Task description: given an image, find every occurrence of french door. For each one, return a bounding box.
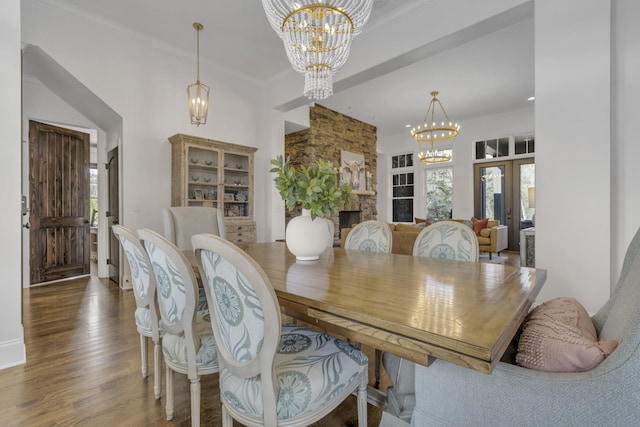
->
[474,158,535,251]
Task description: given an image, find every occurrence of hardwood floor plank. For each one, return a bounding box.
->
[0,273,383,426]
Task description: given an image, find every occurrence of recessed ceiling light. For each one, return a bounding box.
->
[528,96,535,101]
[405,124,412,128]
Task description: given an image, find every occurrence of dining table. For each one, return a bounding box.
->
[186,241,547,378]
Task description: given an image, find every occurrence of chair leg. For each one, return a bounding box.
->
[222,405,233,427]
[374,349,382,388]
[153,340,162,400]
[489,252,493,260]
[140,334,148,378]
[166,365,174,421]
[357,372,368,427]
[190,377,201,427]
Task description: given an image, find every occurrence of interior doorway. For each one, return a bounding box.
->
[28,121,91,284]
[106,147,120,284]
[473,158,535,251]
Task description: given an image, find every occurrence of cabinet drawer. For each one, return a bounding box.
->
[226,223,256,233]
[227,232,256,245]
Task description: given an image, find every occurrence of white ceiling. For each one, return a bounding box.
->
[54,0,534,137]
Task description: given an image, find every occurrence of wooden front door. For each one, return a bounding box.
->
[29,121,90,284]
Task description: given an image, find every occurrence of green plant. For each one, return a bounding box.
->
[270,155,356,220]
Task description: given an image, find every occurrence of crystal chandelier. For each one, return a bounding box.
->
[411,91,460,164]
[262,0,374,100]
[187,22,210,126]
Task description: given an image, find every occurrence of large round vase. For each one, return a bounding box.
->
[286,209,330,261]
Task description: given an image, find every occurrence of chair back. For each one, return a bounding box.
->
[192,233,282,422]
[413,221,479,261]
[138,229,200,343]
[594,227,640,348]
[112,225,160,339]
[344,220,392,253]
[162,206,226,250]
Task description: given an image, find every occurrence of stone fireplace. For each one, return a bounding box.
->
[284,104,378,244]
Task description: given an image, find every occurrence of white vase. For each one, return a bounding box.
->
[286,209,330,261]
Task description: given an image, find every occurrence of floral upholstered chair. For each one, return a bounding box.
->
[413,220,479,261]
[192,233,369,427]
[344,220,393,253]
[112,225,163,400]
[344,219,393,388]
[138,229,218,427]
[383,220,480,422]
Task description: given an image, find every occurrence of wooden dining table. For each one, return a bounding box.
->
[186,241,546,375]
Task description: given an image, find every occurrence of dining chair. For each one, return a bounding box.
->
[344,219,392,388]
[138,228,219,427]
[112,225,163,400]
[162,206,226,251]
[412,220,479,261]
[192,233,369,427]
[344,220,392,253]
[383,220,480,422]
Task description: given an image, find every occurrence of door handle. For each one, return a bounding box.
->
[23,222,30,229]
[112,219,119,225]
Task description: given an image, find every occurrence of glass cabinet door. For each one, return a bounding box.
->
[222,152,250,218]
[187,146,219,207]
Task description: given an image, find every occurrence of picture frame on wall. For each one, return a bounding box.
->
[340,150,366,191]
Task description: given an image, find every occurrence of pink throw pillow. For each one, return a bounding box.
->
[516,297,619,372]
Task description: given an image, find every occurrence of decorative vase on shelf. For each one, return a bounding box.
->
[285,209,330,261]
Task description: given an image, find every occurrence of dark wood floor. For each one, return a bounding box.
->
[0,272,384,426]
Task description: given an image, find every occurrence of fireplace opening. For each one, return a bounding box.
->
[339,210,362,237]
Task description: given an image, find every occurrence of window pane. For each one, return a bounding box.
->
[425,167,453,220]
[399,174,406,185]
[406,154,413,167]
[515,139,526,155]
[498,138,509,157]
[406,173,414,185]
[475,141,485,159]
[399,155,406,168]
[393,199,413,222]
[392,156,399,169]
[393,174,398,185]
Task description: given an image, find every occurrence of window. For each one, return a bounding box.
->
[515,134,535,155]
[475,137,509,160]
[90,165,98,225]
[425,167,453,220]
[391,152,414,222]
[392,153,413,169]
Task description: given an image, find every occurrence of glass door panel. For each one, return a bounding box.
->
[476,164,507,226]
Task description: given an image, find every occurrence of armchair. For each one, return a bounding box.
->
[410,226,640,426]
[476,220,508,258]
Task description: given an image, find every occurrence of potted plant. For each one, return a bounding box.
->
[270,155,355,260]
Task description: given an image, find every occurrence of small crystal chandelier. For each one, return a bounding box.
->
[187,22,210,126]
[262,0,374,100]
[411,91,460,164]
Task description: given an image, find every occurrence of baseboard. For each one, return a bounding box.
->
[0,335,26,370]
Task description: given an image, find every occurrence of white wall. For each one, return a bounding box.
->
[535,0,611,313]
[612,0,640,286]
[0,0,25,368]
[21,0,264,238]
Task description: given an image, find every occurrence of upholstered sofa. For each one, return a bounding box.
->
[341,220,508,257]
[340,223,422,255]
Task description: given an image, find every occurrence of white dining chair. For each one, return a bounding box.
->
[138,228,219,427]
[344,219,392,388]
[192,233,369,427]
[162,206,226,251]
[112,225,163,400]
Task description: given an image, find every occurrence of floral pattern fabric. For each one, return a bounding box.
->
[413,221,479,261]
[344,221,392,253]
[219,325,367,422]
[162,312,218,368]
[144,240,187,326]
[198,247,368,422]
